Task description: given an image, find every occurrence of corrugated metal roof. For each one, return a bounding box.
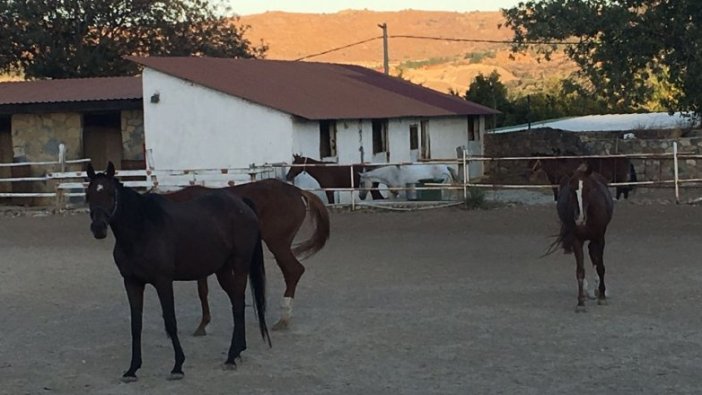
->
[128,56,498,120]
[0,76,142,105]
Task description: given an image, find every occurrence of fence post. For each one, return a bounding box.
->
[55,143,66,210]
[673,141,679,204]
[350,164,355,211]
[462,148,468,203]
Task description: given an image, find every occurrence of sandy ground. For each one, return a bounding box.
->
[2,198,702,394]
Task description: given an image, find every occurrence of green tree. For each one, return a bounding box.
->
[502,0,702,117]
[464,70,512,128]
[0,0,267,79]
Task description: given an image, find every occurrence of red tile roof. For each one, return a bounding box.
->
[0,77,142,105]
[128,56,498,120]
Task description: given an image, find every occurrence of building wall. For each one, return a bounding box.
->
[12,113,82,162]
[10,113,82,204]
[121,109,145,161]
[291,115,485,165]
[142,69,295,170]
[484,127,702,183]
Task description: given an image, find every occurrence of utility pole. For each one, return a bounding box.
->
[378,23,389,75]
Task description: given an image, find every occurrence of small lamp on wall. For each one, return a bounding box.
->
[150,92,160,103]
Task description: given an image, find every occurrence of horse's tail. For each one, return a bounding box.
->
[543,222,577,257]
[240,197,271,346]
[292,190,331,259]
[628,163,637,191]
[249,232,271,347]
[447,166,460,183]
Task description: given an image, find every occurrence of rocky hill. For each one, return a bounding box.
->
[240,10,577,95]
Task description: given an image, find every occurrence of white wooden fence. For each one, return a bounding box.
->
[0,143,698,209]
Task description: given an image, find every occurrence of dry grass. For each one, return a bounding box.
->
[241,10,577,94]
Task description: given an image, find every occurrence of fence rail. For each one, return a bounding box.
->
[0,142,698,209]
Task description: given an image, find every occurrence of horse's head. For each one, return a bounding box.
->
[285,154,307,181]
[563,163,594,226]
[85,162,118,239]
[527,158,545,182]
[357,172,373,200]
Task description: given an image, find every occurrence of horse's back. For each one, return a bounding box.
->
[162,190,260,280]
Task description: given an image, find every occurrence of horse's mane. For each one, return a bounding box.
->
[114,179,167,226]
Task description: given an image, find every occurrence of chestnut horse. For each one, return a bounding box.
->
[546,163,614,311]
[163,178,330,332]
[285,155,385,203]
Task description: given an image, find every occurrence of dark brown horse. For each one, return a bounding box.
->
[547,163,614,311]
[529,153,636,201]
[162,178,330,332]
[85,163,270,381]
[285,155,385,203]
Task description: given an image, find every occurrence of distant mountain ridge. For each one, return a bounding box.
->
[240,10,577,95]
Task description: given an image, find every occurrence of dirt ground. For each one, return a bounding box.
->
[2,197,702,394]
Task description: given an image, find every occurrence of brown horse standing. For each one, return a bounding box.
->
[529,154,636,201]
[285,155,385,203]
[163,179,330,332]
[547,163,614,311]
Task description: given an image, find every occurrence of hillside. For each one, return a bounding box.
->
[240,10,577,95]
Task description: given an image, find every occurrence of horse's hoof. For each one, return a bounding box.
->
[120,375,138,383]
[223,362,237,371]
[575,305,587,313]
[597,298,608,306]
[272,319,289,331]
[192,327,207,337]
[167,372,184,381]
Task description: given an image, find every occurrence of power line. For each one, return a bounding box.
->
[392,34,579,45]
[294,34,579,61]
[294,36,381,61]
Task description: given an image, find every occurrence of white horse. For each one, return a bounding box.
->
[358,164,458,200]
[291,171,328,204]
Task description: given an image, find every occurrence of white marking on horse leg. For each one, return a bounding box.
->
[281,296,293,321]
[272,297,294,331]
[575,179,585,225]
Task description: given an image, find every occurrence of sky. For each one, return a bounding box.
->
[224,0,522,15]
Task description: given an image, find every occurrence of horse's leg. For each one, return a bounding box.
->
[325,190,335,204]
[370,182,385,200]
[154,279,186,379]
[574,240,587,312]
[589,238,607,305]
[269,242,305,330]
[121,278,145,382]
[192,277,211,336]
[214,266,248,368]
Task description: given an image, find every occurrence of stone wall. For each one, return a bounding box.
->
[7,110,146,205]
[122,109,144,161]
[483,127,702,184]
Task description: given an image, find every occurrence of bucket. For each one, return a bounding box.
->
[417,178,443,201]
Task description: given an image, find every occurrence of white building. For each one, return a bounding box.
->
[129,56,498,180]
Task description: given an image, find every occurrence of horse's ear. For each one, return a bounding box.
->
[576,162,592,175]
[106,162,115,178]
[87,163,96,180]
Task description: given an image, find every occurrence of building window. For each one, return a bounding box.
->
[372,119,388,154]
[319,120,337,158]
[420,120,430,159]
[468,116,479,141]
[409,124,419,150]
